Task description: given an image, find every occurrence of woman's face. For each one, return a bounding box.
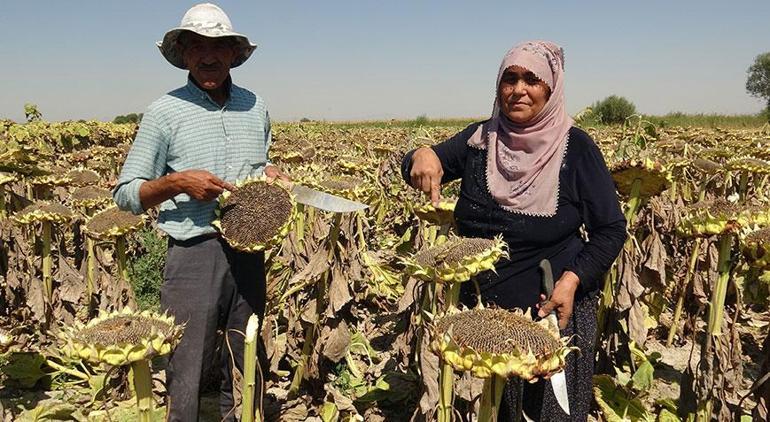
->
[497,65,551,124]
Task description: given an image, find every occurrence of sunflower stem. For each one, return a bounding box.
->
[42,220,53,303]
[0,185,6,219]
[86,237,96,303]
[295,203,306,246]
[446,282,460,311]
[667,238,701,346]
[130,359,154,422]
[738,172,749,201]
[437,360,454,422]
[707,234,734,336]
[289,323,315,395]
[478,374,506,421]
[116,235,128,282]
[44,358,91,382]
[242,314,262,422]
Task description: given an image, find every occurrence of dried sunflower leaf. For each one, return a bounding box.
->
[322,320,351,363]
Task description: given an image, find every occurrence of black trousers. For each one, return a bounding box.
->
[161,235,266,422]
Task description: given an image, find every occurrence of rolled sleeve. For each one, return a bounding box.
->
[112,108,170,215]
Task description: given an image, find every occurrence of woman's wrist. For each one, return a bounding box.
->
[559,271,580,289]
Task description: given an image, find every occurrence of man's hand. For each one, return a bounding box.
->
[264,165,290,183]
[409,147,443,207]
[174,170,236,201]
[537,271,580,330]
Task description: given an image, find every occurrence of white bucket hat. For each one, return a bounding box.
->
[156,3,257,69]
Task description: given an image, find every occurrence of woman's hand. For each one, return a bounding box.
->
[409,147,444,206]
[537,271,580,330]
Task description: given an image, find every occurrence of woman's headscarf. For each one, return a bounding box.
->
[467,41,573,217]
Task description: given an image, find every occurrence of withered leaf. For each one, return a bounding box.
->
[327,265,352,315]
[321,319,351,363]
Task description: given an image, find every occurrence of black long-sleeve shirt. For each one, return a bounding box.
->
[401,123,626,310]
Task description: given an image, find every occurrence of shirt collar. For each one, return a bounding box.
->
[186,74,234,106]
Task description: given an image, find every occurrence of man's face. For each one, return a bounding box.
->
[180,32,239,91]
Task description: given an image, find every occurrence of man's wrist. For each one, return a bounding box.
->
[166,172,185,195]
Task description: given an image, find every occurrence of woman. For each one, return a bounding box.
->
[401,41,626,421]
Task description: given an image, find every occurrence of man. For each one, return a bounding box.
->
[113,3,284,420]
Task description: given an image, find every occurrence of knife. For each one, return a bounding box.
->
[278,181,368,213]
[539,259,571,416]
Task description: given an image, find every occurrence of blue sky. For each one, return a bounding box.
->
[1,1,768,122]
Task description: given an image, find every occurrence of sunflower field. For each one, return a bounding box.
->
[1,116,769,421]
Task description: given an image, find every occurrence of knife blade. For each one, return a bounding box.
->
[539,259,571,415]
[289,183,368,213]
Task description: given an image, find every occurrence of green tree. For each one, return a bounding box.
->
[113,113,143,124]
[24,103,42,122]
[747,52,770,120]
[591,95,637,125]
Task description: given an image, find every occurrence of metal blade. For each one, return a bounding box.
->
[522,410,535,422]
[290,184,368,213]
[550,370,570,415]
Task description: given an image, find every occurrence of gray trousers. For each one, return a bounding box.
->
[161,235,266,421]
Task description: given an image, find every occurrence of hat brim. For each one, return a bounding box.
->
[157,28,257,69]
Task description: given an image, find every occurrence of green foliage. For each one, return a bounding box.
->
[647,112,767,128]
[760,106,770,123]
[127,228,166,312]
[112,113,143,124]
[746,52,770,106]
[0,352,49,389]
[412,114,430,125]
[16,400,79,421]
[24,104,42,122]
[592,95,638,125]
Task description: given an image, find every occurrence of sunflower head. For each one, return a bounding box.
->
[692,158,722,175]
[609,157,671,198]
[59,308,183,366]
[13,202,74,225]
[85,206,145,240]
[70,186,113,209]
[742,228,770,270]
[405,235,508,283]
[725,156,770,175]
[65,168,102,187]
[29,166,73,187]
[337,156,370,174]
[431,307,575,380]
[314,175,373,202]
[677,198,748,237]
[413,199,456,226]
[213,176,297,252]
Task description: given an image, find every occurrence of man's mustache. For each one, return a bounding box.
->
[197,63,222,71]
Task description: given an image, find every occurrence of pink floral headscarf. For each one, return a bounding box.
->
[467,41,573,217]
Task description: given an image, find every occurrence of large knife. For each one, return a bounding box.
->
[279,181,368,213]
[539,259,571,416]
